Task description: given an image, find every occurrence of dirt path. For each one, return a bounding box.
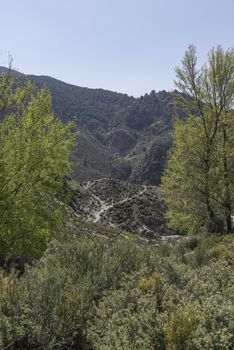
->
[91,185,147,223]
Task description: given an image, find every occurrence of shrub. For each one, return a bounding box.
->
[88,272,171,350]
[0,234,233,349]
[166,304,200,350]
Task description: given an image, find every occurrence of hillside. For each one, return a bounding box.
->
[70,178,175,238]
[0,66,184,185]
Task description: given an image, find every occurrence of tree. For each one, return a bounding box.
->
[0,78,75,258]
[0,56,14,120]
[162,46,234,234]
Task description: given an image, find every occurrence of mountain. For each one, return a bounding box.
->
[0,66,185,185]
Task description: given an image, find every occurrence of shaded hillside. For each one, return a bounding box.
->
[70,178,175,238]
[0,67,184,184]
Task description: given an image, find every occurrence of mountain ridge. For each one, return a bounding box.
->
[0,66,184,185]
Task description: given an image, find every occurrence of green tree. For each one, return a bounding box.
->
[162,46,234,234]
[0,79,75,258]
[0,59,15,120]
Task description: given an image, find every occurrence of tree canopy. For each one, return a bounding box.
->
[162,46,234,234]
[0,75,75,258]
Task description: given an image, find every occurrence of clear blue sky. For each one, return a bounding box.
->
[1,0,234,96]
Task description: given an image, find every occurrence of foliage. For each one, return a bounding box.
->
[166,304,200,350]
[0,237,155,349]
[162,45,234,234]
[0,50,233,350]
[0,77,75,258]
[89,236,234,350]
[89,272,170,350]
[0,234,233,349]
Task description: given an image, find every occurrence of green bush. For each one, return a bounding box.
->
[0,235,233,349]
[88,272,171,350]
[166,304,200,350]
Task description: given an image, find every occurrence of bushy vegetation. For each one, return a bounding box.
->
[0,46,233,349]
[0,234,233,349]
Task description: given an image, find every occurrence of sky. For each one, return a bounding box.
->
[1,0,234,97]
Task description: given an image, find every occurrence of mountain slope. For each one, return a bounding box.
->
[0,66,184,184]
[70,178,174,238]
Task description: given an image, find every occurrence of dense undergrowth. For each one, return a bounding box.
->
[0,234,233,349]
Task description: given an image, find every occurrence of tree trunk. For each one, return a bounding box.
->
[204,150,216,232]
[223,128,232,233]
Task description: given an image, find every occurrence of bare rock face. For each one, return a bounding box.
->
[71,178,174,238]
